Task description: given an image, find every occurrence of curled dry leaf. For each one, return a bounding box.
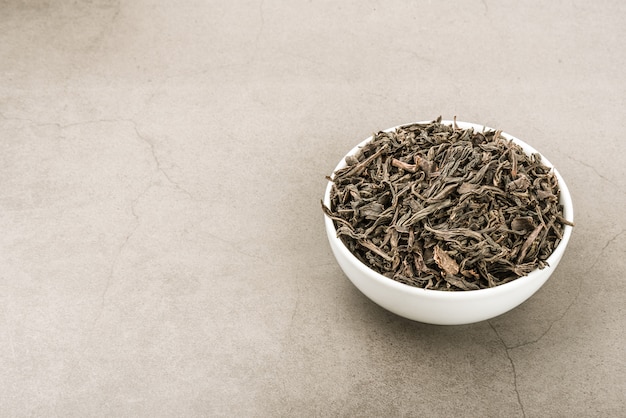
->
[433,245,459,276]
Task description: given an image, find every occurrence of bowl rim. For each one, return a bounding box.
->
[323,119,574,299]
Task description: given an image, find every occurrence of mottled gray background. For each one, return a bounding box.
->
[1,1,624,416]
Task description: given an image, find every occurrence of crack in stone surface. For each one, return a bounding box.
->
[90,170,152,336]
[489,322,526,417]
[487,228,624,416]
[563,153,625,195]
[95,118,200,313]
[0,115,197,200]
[99,182,149,308]
[64,197,144,393]
[128,121,197,201]
[505,228,626,350]
[1,117,200,332]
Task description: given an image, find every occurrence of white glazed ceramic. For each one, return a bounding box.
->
[323,121,574,325]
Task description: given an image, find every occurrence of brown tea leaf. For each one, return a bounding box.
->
[443,275,481,291]
[433,245,459,276]
[506,174,531,192]
[359,201,385,220]
[511,216,535,232]
[391,158,417,173]
[517,224,543,263]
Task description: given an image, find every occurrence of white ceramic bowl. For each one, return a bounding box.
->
[323,120,574,325]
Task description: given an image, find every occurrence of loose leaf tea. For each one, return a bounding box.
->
[322,117,574,291]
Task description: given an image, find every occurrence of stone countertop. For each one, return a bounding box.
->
[1,1,624,416]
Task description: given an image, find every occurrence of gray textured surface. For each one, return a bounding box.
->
[1,1,625,416]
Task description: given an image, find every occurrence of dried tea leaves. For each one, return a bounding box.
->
[323,117,574,291]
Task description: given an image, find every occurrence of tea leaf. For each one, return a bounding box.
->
[433,245,459,276]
